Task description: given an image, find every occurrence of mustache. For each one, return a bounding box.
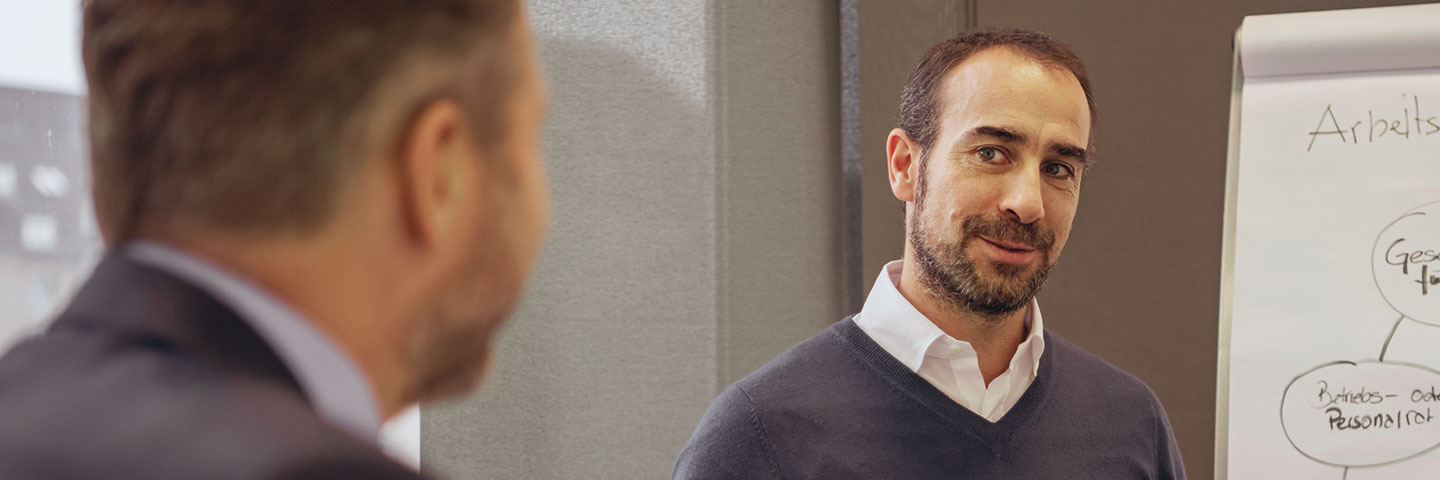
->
[962,215,1054,251]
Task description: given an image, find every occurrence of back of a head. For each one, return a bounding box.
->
[82,0,524,245]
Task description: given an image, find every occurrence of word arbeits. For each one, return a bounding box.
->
[1307,95,1440,152]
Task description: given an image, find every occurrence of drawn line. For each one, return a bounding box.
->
[1343,466,1349,479]
[1380,314,1406,362]
[1278,359,1440,468]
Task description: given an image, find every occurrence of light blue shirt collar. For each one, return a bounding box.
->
[127,241,383,442]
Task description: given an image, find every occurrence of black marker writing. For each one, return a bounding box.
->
[1314,380,1393,407]
[1381,238,1440,294]
[1306,95,1440,152]
[1413,387,1440,403]
[1327,407,1434,431]
[1309,105,1349,152]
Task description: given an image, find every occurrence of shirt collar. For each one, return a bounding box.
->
[855,260,1046,378]
[126,241,383,442]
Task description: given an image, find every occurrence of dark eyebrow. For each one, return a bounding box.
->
[961,125,1026,145]
[1051,142,1088,163]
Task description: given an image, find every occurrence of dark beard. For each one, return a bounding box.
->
[910,213,1055,319]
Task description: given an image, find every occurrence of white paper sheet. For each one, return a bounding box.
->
[1226,4,1440,479]
[1241,3,1440,79]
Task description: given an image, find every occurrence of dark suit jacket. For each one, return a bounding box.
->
[0,252,427,479]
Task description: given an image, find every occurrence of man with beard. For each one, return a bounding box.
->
[675,29,1184,479]
[0,1,547,478]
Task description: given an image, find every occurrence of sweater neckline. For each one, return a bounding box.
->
[830,316,1054,453]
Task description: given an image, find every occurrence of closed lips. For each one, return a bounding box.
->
[980,236,1033,252]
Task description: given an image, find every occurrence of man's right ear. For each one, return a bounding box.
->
[887,128,919,203]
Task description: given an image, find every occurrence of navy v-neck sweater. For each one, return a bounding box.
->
[674,318,1185,479]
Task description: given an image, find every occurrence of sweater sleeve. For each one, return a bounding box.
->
[673,384,783,480]
[1149,391,1187,480]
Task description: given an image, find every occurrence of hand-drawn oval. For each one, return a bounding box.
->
[1374,202,1440,326]
[1281,361,1440,467]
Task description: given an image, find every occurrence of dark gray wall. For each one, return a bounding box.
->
[851,2,1428,479]
[422,1,842,478]
[713,1,845,388]
[853,0,965,299]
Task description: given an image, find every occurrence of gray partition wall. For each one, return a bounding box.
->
[422,1,843,478]
[848,0,965,301]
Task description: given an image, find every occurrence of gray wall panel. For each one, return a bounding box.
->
[854,0,963,295]
[714,0,843,388]
[423,1,716,478]
[423,1,842,478]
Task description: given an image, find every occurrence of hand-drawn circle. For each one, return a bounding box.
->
[1373,201,1440,326]
[1281,360,1440,467]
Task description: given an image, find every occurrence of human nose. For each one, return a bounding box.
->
[997,168,1044,224]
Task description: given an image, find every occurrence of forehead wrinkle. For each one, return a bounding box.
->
[935,49,1090,158]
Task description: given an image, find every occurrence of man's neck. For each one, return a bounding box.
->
[154,233,415,420]
[896,255,1029,386]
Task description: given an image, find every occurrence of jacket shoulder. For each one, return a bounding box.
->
[0,317,419,479]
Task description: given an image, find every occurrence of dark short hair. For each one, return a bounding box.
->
[83,0,523,243]
[898,28,1096,156]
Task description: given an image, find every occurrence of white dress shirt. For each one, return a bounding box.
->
[128,241,383,442]
[854,260,1046,422]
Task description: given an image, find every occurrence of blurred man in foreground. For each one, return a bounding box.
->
[0,1,547,478]
[676,29,1183,479]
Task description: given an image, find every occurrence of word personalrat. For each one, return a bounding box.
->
[1313,382,1440,432]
